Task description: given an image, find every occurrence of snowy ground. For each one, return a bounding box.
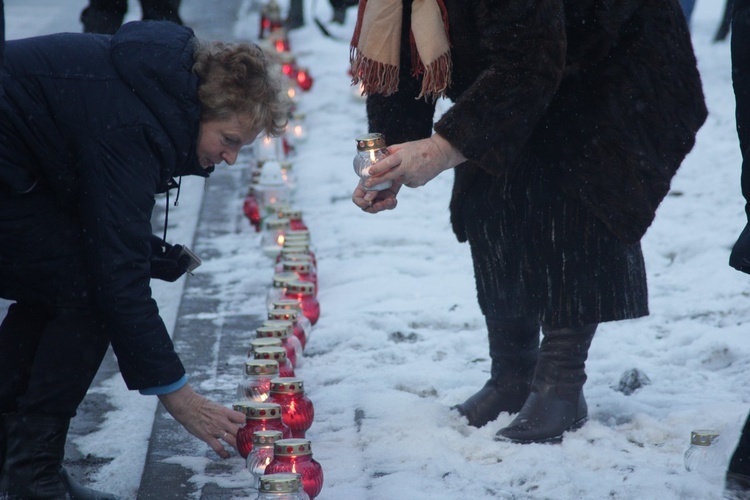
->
[4,0,750,499]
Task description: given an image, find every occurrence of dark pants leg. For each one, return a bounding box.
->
[139,0,182,24]
[0,302,110,419]
[80,0,128,34]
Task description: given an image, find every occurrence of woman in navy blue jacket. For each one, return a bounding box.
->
[0,20,287,498]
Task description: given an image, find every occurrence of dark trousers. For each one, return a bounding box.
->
[81,0,182,34]
[729,413,750,476]
[0,303,109,418]
[0,186,110,418]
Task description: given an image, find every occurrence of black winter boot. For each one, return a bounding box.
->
[0,413,118,499]
[495,323,597,443]
[453,317,539,428]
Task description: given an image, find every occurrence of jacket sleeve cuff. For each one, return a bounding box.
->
[139,374,188,395]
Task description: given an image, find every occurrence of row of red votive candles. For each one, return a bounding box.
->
[233,16,324,499]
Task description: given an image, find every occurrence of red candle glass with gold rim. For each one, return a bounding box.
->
[271,299,313,338]
[268,308,307,350]
[254,346,295,378]
[266,377,314,439]
[283,281,319,326]
[233,402,292,459]
[265,438,324,499]
[257,323,302,368]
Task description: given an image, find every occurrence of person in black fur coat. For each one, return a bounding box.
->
[350,0,707,443]
[725,0,750,498]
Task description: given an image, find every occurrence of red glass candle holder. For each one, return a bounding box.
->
[296,68,313,91]
[271,299,312,343]
[281,260,317,289]
[257,323,302,368]
[254,346,295,378]
[233,402,292,459]
[283,281,320,326]
[266,439,324,499]
[248,337,283,359]
[243,191,261,231]
[268,308,307,350]
[267,378,314,439]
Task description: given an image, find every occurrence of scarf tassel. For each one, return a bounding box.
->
[350,48,401,97]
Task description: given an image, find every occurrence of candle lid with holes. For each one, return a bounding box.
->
[259,473,303,494]
[356,133,385,151]
[254,346,289,362]
[270,377,305,395]
[274,438,312,456]
[252,430,284,447]
[257,323,292,339]
[244,358,280,376]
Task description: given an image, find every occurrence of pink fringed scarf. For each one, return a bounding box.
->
[350,0,451,100]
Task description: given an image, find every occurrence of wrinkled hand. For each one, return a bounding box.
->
[352,181,402,213]
[158,384,246,459]
[352,134,466,213]
[150,235,192,282]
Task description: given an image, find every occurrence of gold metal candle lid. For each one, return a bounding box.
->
[690,430,720,446]
[270,377,305,395]
[250,337,283,350]
[252,430,284,447]
[244,359,280,376]
[272,272,297,288]
[356,133,386,151]
[268,308,299,322]
[282,260,311,274]
[264,218,291,231]
[245,402,283,420]
[274,438,312,456]
[259,473,303,494]
[254,346,289,362]
[257,323,292,339]
[286,280,315,296]
[272,299,303,312]
[277,207,302,220]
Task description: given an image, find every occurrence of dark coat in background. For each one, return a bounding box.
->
[0,22,205,390]
[366,0,706,325]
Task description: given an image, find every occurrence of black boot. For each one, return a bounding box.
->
[453,317,539,428]
[0,413,118,499]
[495,323,597,443]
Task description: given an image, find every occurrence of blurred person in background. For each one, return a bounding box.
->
[0,17,287,498]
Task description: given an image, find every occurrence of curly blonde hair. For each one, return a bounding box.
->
[192,39,288,137]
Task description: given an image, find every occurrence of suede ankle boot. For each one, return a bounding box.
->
[0,413,118,499]
[454,317,539,428]
[495,323,597,443]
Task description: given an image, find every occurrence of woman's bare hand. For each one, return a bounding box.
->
[352,181,402,213]
[361,134,466,190]
[158,383,246,459]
